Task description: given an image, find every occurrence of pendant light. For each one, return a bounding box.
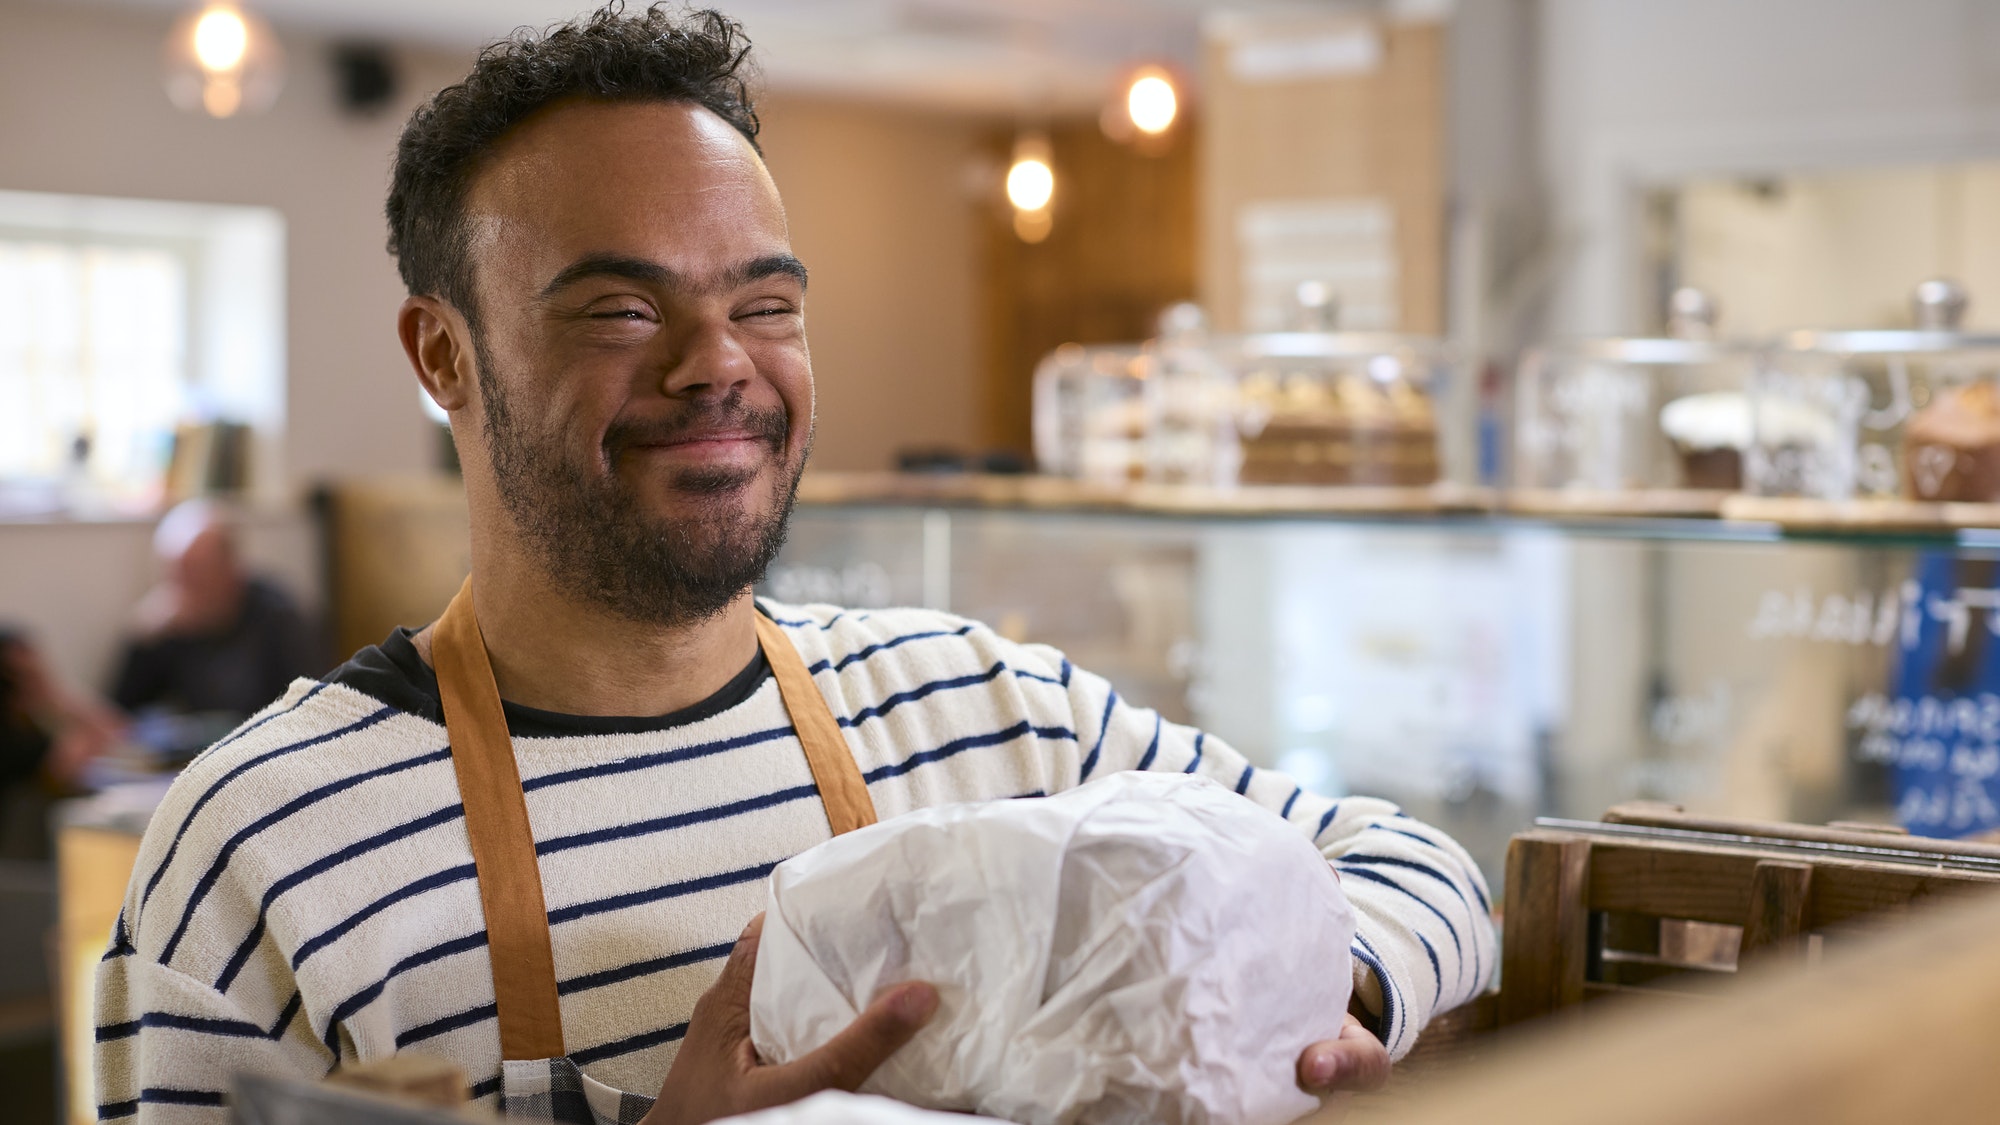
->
[1006,132,1055,244]
[163,2,285,119]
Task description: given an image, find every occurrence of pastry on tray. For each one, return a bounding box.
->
[1237,371,1438,486]
[1902,380,2000,502]
[1658,392,1836,492]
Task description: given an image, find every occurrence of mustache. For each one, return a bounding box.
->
[602,399,789,458]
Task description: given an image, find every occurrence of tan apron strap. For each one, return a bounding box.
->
[433,578,567,1062]
[753,611,878,836]
[433,585,877,1063]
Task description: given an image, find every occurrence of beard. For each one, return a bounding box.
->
[472,339,808,628]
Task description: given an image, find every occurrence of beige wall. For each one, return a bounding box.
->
[758,94,985,469]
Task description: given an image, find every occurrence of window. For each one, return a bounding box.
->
[0,190,284,517]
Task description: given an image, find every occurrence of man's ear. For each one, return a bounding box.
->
[399,295,477,414]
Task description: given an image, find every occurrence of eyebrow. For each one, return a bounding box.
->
[536,252,808,301]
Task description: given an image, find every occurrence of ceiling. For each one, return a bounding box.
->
[68,0,1338,114]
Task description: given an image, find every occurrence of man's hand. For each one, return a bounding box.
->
[1296,1012,1391,1098]
[643,914,940,1125]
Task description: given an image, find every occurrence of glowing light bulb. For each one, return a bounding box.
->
[164,2,284,118]
[1006,157,1054,212]
[193,6,249,73]
[1127,71,1177,135]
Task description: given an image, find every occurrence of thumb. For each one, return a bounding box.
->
[763,982,940,1099]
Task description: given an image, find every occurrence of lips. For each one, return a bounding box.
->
[605,404,789,463]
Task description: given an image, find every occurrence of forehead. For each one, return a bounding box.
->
[462,98,789,289]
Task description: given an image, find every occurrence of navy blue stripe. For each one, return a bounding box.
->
[1339,854,1473,911]
[374,942,732,1052]
[1417,931,1442,1006]
[1385,826,1493,913]
[1059,659,1073,686]
[1079,690,1118,780]
[521,725,794,792]
[1011,666,1064,686]
[470,1074,502,1101]
[210,681,327,754]
[98,1097,139,1120]
[1338,866,1463,959]
[560,941,734,996]
[805,625,975,675]
[837,664,1005,728]
[139,706,393,910]
[102,911,133,960]
[1339,852,1483,985]
[139,1088,228,1107]
[1182,732,1205,773]
[1234,764,1254,795]
[1352,932,1400,1049]
[760,608,869,631]
[1316,802,1342,837]
[161,746,452,965]
[291,862,477,969]
[547,861,776,927]
[572,1021,690,1066]
[104,996,298,1044]
[1281,786,1302,818]
[395,1000,495,1049]
[539,785,819,858]
[218,802,466,992]
[862,721,1074,785]
[1135,714,1162,771]
[322,931,491,1054]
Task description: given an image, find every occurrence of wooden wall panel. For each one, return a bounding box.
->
[1200,19,1446,335]
[977,119,1199,456]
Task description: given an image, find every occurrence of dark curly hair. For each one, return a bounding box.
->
[386,3,761,321]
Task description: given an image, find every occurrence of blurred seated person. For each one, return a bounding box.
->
[110,501,320,757]
[1,629,122,855]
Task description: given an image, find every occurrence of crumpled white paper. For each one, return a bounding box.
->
[749,771,1355,1125]
[720,1090,981,1125]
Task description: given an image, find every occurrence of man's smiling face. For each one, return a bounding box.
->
[452,97,813,624]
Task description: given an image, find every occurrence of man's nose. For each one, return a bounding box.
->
[659,320,755,398]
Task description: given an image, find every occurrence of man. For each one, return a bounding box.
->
[113,500,321,746]
[95,8,1493,1123]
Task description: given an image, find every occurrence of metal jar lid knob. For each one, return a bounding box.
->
[1668,287,1719,340]
[1912,278,1969,331]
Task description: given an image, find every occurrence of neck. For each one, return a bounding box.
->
[416,536,760,718]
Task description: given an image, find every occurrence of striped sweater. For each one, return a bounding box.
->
[94,602,1496,1121]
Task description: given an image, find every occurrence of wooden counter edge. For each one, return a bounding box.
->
[1335,883,2000,1125]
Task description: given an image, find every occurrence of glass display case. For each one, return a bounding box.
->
[1030,304,1458,491]
[769,486,2000,891]
[1749,280,2000,503]
[1511,289,1767,510]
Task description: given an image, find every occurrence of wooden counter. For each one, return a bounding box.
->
[795,472,1496,517]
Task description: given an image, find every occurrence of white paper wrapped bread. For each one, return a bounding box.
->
[749,771,1356,1125]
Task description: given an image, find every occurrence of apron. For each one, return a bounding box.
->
[429,578,878,1124]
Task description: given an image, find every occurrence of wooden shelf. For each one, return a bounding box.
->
[794,472,1495,517]
[1501,488,1731,519]
[1720,495,2000,532]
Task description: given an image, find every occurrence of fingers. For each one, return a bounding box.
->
[1297,1021,1391,1095]
[762,981,940,1101]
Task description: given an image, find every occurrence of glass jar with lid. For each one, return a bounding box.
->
[1512,289,1765,505]
[1030,305,1238,486]
[1748,280,2000,502]
[1229,330,1450,487]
